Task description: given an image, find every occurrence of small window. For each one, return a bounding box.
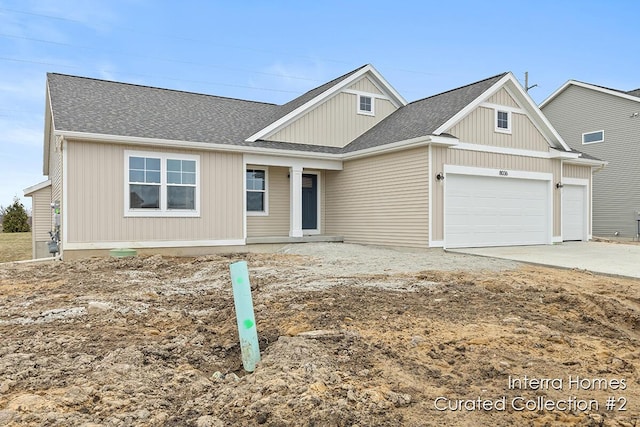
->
[582,130,604,144]
[246,169,267,214]
[495,110,511,133]
[358,95,374,115]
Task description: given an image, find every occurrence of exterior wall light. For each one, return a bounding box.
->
[436,172,445,181]
[556,182,564,189]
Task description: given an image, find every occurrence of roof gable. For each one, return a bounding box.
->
[345,72,570,153]
[540,80,640,108]
[245,64,407,142]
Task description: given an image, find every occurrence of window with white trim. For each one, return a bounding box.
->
[246,168,268,215]
[495,109,511,133]
[582,130,604,144]
[358,95,374,115]
[125,151,199,217]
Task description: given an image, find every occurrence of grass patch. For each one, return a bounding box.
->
[0,232,32,262]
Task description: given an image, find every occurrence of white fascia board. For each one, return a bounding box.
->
[43,85,54,176]
[244,154,343,170]
[455,142,569,159]
[549,148,580,159]
[341,135,457,161]
[540,80,640,108]
[246,64,407,143]
[563,157,608,167]
[56,130,343,161]
[23,179,52,196]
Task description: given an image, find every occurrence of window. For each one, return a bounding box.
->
[495,109,511,133]
[358,94,374,115]
[582,130,604,144]
[125,151,199,217]
[246,168,267,215]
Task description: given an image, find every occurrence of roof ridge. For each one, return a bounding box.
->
[46,72,279,107]
[408,72,508,104]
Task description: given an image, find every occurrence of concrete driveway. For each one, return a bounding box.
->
[448,241,640,279]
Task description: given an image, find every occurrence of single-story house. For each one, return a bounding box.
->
[540,80,639,238]
[25,64,603,259]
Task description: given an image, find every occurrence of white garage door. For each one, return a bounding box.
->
[562,185,586,241]
[445,174,550,248]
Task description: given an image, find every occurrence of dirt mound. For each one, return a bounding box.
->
[0,249,639,426]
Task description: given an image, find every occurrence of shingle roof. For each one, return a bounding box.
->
[48,69,509,155]
[342,73,507,152]
[47,73,281,146]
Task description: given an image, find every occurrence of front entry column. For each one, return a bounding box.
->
[289,166,303,237]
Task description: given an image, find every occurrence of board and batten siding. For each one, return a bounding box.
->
[542,85,640,237]
[325,147,429,247]
[347,76,385,95]
[431,146,562,241]
[268,92,397,148]
[246,166,290,237]
[447,106,550,151]
[65,140,244,244]
[487,88,519,108]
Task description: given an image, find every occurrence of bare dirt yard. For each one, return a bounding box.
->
[0,243,639,426]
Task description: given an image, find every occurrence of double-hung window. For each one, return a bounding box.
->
[246,168,267,215]
[125,151,199,217]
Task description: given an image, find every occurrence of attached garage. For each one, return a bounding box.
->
[444,167,552,248]
[562,182,588,241]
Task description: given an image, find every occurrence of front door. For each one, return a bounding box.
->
[302,174,317,230]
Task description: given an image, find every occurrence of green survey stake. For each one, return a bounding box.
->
[229,260,261,372]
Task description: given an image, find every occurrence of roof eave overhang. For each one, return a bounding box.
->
[342,135,459,160]
[540,80,640,108]
[56,130,460,163]
[563,157,608,167]
[23,179,52,196]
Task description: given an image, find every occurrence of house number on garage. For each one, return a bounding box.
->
[499,170,509,176]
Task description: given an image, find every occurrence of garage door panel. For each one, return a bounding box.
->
[445,174,550,248]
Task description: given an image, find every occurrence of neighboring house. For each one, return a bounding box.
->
[541,81,638,238]
[25,64,602,259]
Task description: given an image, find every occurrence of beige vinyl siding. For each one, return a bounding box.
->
[563,164,591,179]
[347,76,384,95]
[247,166,290,237]
[30,185,52,259]
[431,147,562,241]
[325,147,429,247]
[65,140,243,243]
[31,186,52,241]
[487,88,519,108]
[542,85,639,237]
[447,107,550,151]
[268,92,397,147]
